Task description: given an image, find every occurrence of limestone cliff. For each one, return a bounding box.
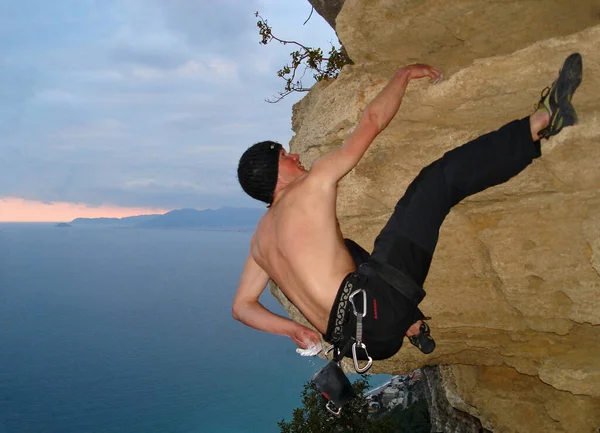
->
[274,1,600,431]
[307,0,345,31]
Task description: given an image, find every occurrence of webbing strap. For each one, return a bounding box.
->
[329,275,356,346]
[328,279,373,373]
[358,261,425,305]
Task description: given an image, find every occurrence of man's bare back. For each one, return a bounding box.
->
[251,162,356,334]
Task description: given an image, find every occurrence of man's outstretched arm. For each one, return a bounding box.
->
[232,253,321,348]
[310,64,442,183]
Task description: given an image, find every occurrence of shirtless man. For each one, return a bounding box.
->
[233,54,582,363]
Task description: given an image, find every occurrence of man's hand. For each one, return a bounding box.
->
[291,326,321,349]
[402,63,444,84]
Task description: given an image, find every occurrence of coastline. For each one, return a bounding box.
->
[366,375,400,397]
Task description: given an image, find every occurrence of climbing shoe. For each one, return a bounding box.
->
[536,52,583,139]
[408,321,436,354]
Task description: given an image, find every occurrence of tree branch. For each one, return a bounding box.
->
[256,11,352,103]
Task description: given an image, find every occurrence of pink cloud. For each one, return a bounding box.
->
[0,197,170,222]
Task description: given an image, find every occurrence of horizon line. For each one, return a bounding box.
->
[0,197,264,222]
[0,197,171,223]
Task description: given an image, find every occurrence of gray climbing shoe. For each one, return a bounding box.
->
[537,53,583,139]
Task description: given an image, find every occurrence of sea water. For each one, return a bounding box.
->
[0,224,389,433]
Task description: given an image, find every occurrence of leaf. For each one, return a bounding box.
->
[256,11,351,102]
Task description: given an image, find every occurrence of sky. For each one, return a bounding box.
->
[0,0,338,222]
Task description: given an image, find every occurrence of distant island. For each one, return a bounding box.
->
[69,207,265,230]
[55,222,72,228]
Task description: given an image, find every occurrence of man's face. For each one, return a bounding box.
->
[278,148,307,176]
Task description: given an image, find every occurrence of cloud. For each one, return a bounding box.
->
[50,119,128,141]
[0,196,169,223]
[210,121,259,135]
[122,178,208,193]
[78,69,125,83]
[150,0,261,51]
[87,178,253,210]
[0,61,37,103]
[0,60,39,134]
[34,89,79,105]
[109,36,187,70]
[0,0,337,217]
[130,58,239,84]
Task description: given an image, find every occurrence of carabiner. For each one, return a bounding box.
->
[349,289,367,318]
[325,344,340,360]
[352,342,373,374]
[326,400,342,417]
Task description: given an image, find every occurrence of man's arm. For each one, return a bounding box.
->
[232,253,320,348]
[310,64,442,183]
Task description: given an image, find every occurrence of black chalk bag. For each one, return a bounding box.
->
[311,361,356,415]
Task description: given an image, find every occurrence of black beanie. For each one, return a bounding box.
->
[237,141,282,205]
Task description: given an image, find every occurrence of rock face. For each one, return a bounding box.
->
[276,1,600,431]
[422,366,490,433]
[307,0,345,30]
[336,0,600,75]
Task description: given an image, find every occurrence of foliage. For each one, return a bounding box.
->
[385,399,431,433]
[277,377,396,433]
[255,11,352,103]
[278,377,433,433]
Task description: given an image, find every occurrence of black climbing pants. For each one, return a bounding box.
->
[370,116,541,287]
[331,117,541,360]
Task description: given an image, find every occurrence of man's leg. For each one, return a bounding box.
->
[371,116,545,284]
[372,52,582,284]
[371,53,582,345]
[375,116,543,348]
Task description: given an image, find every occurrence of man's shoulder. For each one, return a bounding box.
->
[253,209,276,240]
[254,210,271,230]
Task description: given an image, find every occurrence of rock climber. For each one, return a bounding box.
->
[232,53,583,364]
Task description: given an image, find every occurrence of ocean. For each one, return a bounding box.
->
[0,224,388,433]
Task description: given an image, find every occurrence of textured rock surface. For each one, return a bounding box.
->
[422,366,489,433]
[274,1,600,431]
[445,364,600,433]
[307,0,345,30]
[336,0,600,74]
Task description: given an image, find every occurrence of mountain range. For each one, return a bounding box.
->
[69,207,265,229]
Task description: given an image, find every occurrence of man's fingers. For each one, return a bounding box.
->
[429,67,444,84]
[421,66,442,80]
[404,64,443,82]
[431,73,444,84]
